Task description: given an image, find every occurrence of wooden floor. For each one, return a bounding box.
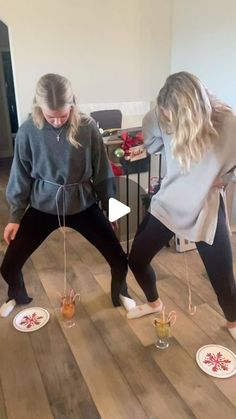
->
[0,158,236,419]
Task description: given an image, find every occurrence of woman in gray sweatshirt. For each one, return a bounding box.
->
[127,72,236,341]
[0,73,135,317]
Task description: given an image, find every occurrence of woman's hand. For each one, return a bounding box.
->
[3,223,20,245]
[212,178,228,190]
[213,171,235,191]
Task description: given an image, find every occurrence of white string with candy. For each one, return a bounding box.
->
[55,185,67,295]
[183,250,197,315]
[43,180,79,296]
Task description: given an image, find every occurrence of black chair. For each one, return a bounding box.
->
[90,109,122,130]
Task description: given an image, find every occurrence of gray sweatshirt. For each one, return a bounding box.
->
[6,116,115,223]
[143,108,236,244]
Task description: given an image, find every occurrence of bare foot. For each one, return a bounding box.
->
[226,321,236,329]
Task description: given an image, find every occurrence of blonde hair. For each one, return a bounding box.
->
[32,73,87,148]
[157,71,234,171]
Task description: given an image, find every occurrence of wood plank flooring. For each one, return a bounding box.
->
[0,158,236,419]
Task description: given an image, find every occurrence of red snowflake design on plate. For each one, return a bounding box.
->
[20,313,43,328]
[203,352,231,372]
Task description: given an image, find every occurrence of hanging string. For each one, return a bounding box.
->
[221,189,231,234]
[44,179,79,296]
[55,185,67,295]
[183,250,197,315]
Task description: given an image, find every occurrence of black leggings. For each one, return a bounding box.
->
[0,205,128,306]
[129,200,236,322]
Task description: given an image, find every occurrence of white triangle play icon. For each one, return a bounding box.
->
[108,198,131,222]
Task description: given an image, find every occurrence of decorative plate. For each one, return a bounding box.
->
[196,344,236,378]
[13,307,50,332]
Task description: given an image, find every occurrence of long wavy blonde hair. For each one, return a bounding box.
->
[157,72,234,171]
[32,73,88,148]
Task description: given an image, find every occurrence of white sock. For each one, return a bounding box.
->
[127,301,163,319]
[228,327,236,341]
[119,294,136,311]
[0,299,16,318]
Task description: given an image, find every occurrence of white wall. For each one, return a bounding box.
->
[0,0,171,123]
[171,0,236,108]
[2,1,236,124]
[171,0,236,224]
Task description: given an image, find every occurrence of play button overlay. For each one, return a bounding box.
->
[108,198,131,222]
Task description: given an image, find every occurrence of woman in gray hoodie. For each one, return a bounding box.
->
[127,72,236,341]
[0,73,135,317]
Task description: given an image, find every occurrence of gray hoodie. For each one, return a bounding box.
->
[6,116,115,223]
[143,108,236,244]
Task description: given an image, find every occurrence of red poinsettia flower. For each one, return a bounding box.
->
[120,131,144,158]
